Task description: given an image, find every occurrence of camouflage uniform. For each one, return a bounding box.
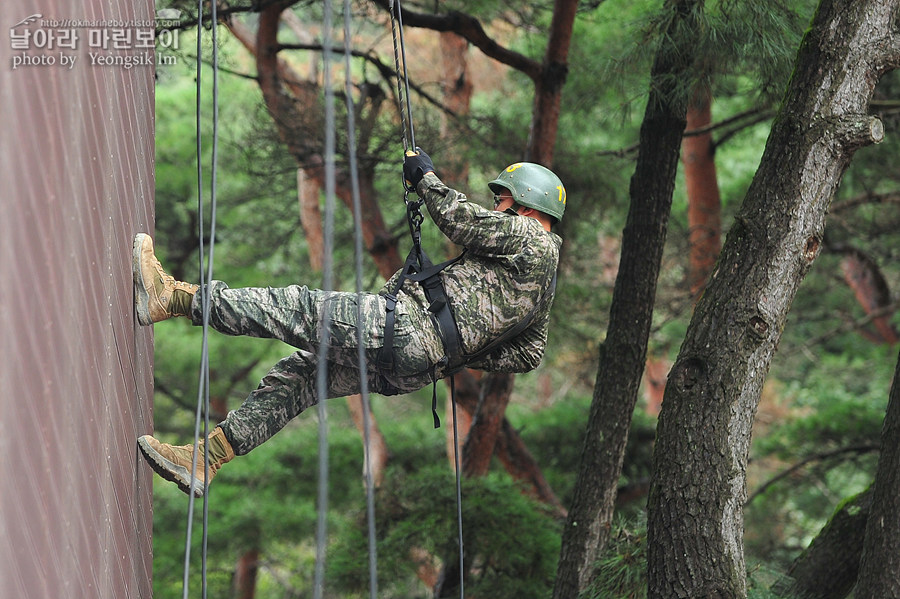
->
[197,172,562,455]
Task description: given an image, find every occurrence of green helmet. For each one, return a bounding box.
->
[488,162,567,222]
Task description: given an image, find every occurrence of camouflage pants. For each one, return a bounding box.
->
[191,281,445,455]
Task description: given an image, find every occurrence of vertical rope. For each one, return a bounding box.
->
[184,2,218,597]
[201,3,220,598]
[388,0,414,152]
[450,377,465,599]
[314,1,337,597]
[181,2,203,596]
[388,3,465,594]
[342,1,379,595]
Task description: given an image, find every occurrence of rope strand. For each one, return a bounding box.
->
[314,0,337,597]
[184,1,219,597]
[450,378,465,599]
[342,1,380,595]
[201,4,220,597]
[388,3,465,594]
[388,0,415,152]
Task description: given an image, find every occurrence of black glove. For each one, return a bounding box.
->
[403,147,434,190]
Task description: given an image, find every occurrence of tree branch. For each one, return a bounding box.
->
[830,190,900,212]
[792,300,900,353]
[598,106,776,158]
[746,444,879,506]
[369,0,542,80]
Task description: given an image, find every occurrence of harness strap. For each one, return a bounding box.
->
[377,247,465,369]
[376,250,420,372]
[405,253,466,366]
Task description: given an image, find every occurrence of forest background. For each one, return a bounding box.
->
[148,0,900,597]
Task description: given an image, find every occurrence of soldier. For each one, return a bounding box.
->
[136,149,565,497]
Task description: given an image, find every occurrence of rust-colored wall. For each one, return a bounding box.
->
[0,1,155,597]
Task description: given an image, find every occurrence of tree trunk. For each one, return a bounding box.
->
[297,167,324,272]
[443,396,471,467]
[643,355,671,416]
[647,1,898,597]
[247,12,559,494]
[683,84,722,299]
[773,486,872,599]
[837,247,898,344]
[856,347,900,598]
[438,31,472,188]
[232,548,259,599]
[438,30,475,458]
[249,8,400,490]
[461,373,514,476]
[451,369,566,514]
[347,394,390,488]
[552,1,704,596]
[526,0,578,164]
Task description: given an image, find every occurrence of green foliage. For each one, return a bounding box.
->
[745,345,889,569]
[151,403,379,598]
[762,346,892,457]
[581,516,647,599]
[508,393,591,504]
[329,465,562,599]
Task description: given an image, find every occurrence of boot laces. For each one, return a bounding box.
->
[173,280,199,293]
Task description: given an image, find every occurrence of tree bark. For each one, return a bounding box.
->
[297,167,323,272]
[373,0,580,165]
[552,1,705,596]
[683,84,722,300]
[438,31,472,188]
[526,0,579,165]
[461,373,514,476]
[856,347,900,598]
[493,417,568,516]
[232,548,259,599]
[438,30,475,460]
[451,369,566,515]
[647,1,899,597]
[837,247,898,344]
[347,394,390,488]
[643,355,671,416]
[251,7,565,507]
[247,8,400,490]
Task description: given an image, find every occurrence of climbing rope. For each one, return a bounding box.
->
[388,2,466,595]
[182,1,219,598]
[341,0,381,595]
[313,0,337,597]
[388,0,416,154]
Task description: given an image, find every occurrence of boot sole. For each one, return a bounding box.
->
[137,435,205,498]
[132,233,154,326]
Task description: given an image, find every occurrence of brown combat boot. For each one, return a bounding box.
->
[132,233,199,325]
[137,427,235,497]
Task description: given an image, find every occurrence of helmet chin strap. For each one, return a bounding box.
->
[503,202,523,216]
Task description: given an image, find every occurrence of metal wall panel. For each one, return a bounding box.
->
[1,0,155,596]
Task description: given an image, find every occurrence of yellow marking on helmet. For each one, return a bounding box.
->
[557,185,566,205]
[506,163,524,173]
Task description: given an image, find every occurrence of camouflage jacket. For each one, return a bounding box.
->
[380,172,562,374]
